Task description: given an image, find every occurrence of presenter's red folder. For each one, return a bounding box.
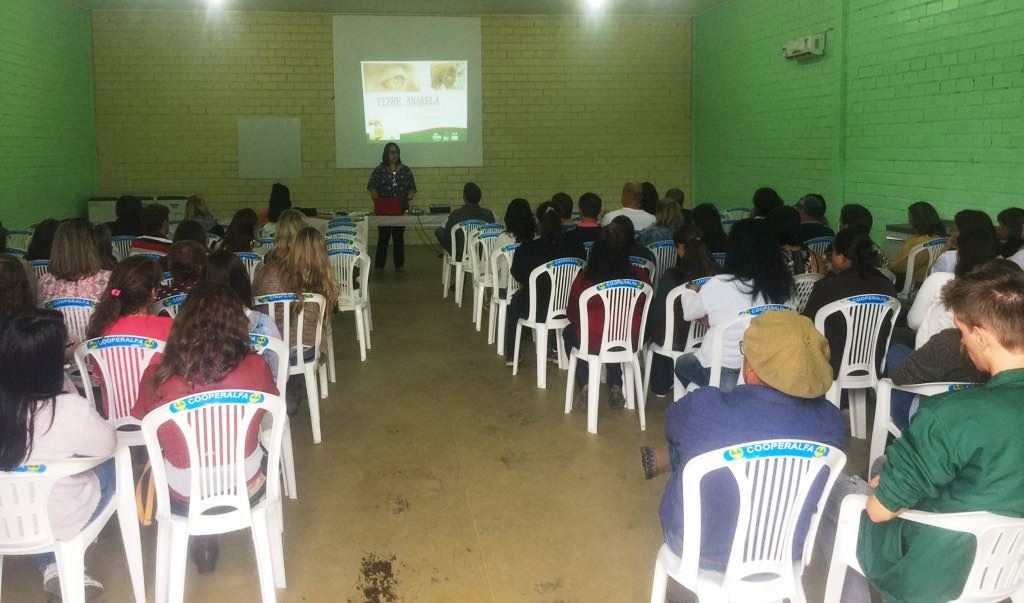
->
[373,197,403,216]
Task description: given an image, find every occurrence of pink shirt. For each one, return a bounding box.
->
[97,314,174,416]
[37,270,111,305]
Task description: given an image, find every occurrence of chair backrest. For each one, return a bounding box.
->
[3,247,25,257]
[674,439,847,593]
[660,277,712,353]
[791,272,824,313]
[452,220,487,264]
[43,297,97,345]
[160,271,173,287]
[490,243,520,301]
[577,279,652,357]
[804,236,834,258]
[877,266,897,284]
[328,248,371,306]
[140,389,285,521]
[582,240,594,259]
[206,232,222,249]
[252,293,327,367]
[647,240,676,290]
[724,207,751,220]
[249,333,288,396]
[470,232,501,284]
[707,305,794,387]
[111,236,136,261]
[234,252,263,282]
[326,227,358,238]
[628,255,656,280]
[900,237,949,299]
[30,259,49,278]
[813,295,900,387]
[870,379,975,470]
[479,223,504,234]
[151,293,188,318]
[75,335,166,429]
[712,252,727,267]
[130,251,165,261]
[329,218,354,228]
[721,220,738,235]
[5,229,31,252]
[526,257,584,326]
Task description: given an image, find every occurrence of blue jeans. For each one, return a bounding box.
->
[884,344,914,430]
[34,459,116,572]
[674,352,740,392]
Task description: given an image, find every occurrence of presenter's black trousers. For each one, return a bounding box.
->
[375,226,405,269]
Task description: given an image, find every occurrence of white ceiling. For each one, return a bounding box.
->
[79,0,724,16]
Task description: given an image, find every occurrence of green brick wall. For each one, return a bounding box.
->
[694,0,1024,238]
[0,1,97,229]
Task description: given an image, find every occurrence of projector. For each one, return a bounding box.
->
[429,204,451,215]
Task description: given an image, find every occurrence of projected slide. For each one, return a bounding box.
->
[361,61,468,144]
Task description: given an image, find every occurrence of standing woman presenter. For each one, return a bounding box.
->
[367,142,417,271]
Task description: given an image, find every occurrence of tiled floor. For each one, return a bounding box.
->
[3,245,870,602]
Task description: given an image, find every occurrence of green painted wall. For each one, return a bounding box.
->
[0,1,97,229]
[694,0,1024,239]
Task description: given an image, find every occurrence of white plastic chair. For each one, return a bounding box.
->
[563,279,652,434]
[0,446,145,603]
[647,240,676,291]
[253,293,328,444]
[712,252,727,267]
[512,257,584,389]
[698,304,794,390]
[235,252,264,283]
[30,259,49,278]
[161,271,173,287]
[43,297,97,346]
[804,236,834,258]
[642,277,711,401]
[813,294,901,439]
[128,249,166,260]
[141,389,287,603]
[4,229,31,252]
[488,243,520,355]
[723,207,751,220]
[328,218,354,229]
[111,236,135,261]
[440,220,486,305]
[629,255,657,281]
[791,272,824,313]
[898,237,948,301]
[824,493,1024,603]
[651,439,847,603]
[328,248,372,362]
[877,266,897,284]
[583,240,595,259]
[151,293,188,318]
[249,333,297,500]
[870,378,975,471]
[470,232,502,332]
[326,227,358,238]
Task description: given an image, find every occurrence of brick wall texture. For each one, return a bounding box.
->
[91,11,693,221]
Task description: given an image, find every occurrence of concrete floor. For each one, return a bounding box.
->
[3,245,870,602]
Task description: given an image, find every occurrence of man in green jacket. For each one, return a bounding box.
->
[857,263,1024,602]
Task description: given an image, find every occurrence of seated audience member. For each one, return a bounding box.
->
[259,182,291,233]
[0,311,117,599]
[0,227,36,297]
[184,195,222,236]
[108,195,143,237]
[611,215,656,264]
[795,193,834,241]
[664,188,690,223]
[92,223,118,270]
[25,219,60,261]
[563,223,650,409]
[751,186,784,218]
[930,209,996,275]
[653,311,845,570]
[646,225,719,396]
[564,192,602,248]
[261,209,305,262]
[219,208,260,254]
[38,219,111,307]
[997,207,1024,261]
[504,205,585,366]
[0,254,36,319]
[888,201,947,284]
[133,282,278,574]
[435,182,495,254]
[551,192,575,232]
[674,219,794,391]
[171,219,209,247]
[156,240,208,300]
[908,226,998,348]
[638,197,684,247]
[129,203,173,256]
[766,206,826,274]
[839,203,873,234]
[601,181,656,231]
[838,266,1024,603]
[802,229,897,377]
[495,198,535,249]
[691,203,730,254]
[640,181,659,216]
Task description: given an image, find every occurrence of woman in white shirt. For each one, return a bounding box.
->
[675,219,795,391]
[0,311,116,599]
[930,209,996,275]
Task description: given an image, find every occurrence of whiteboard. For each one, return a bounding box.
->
[237,117,302,179]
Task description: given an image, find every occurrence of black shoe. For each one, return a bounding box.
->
[191,536,220,574]
[608,385,626,409]
[640,447,658,480]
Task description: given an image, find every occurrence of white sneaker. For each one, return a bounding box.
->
[42,562,104,601]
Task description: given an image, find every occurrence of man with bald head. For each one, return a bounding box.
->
[601,181,655,232]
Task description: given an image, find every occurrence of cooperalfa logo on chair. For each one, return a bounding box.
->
[249,334,270,348]
[86,336,160,350]
[740,304,792,316]
[45,298,97,309]
[724,441,832,462]
[595,279,644,291]
[170,390,266,413]
[849,294,891,304]
[545,258,583,269]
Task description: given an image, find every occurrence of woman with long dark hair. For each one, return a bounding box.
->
[691,203,729,253]
[928,209,994,275]
[25,219,60,261]
[0,311,116,598]
[258,182,291,235]
[367,142,417,271]
[496,198,535,249]
[674,219,794,390]
[132,282,277,574]
[220,208,259,254]
[564,222,650,408]
[889,201,947,284]
[92,223,118,270]
[766,206,826,275]
[0,253,35,319]
[997,207,1024,260]
[156,240,208,300]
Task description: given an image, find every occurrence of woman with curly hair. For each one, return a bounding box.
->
[132,281,277,574]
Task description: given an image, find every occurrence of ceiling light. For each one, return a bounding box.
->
[586,0,606,10]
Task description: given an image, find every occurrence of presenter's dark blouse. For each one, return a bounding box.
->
[367,163,416,202]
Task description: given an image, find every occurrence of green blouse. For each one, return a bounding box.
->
[857,368,1024,603]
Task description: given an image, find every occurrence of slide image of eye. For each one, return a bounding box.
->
[431,62,466,90]
[363,62,420,93]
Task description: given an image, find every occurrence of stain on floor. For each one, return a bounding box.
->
[356,553,400,603]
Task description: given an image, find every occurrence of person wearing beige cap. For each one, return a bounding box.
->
[650,310,846,577]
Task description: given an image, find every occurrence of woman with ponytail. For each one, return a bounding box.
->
[802,228,897,376]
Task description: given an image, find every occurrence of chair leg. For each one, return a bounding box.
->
[633,359,647,431]
[564,353,577,414]
[115,447,146,603]
[535,327,549,389]
[496,305,507,356]
[268,503,287,588]
[487,298,497,345]
[850,388,868,439]
[623,362,636,410]
[454,264,465,307]
[54,541,86,603]
[304,366,322,444]
[512,323,523,375]
[650,556,668,603]
[155,521,171,603]
[586,359,601,434]
[823,499,861,603]
[474,286,484,331]
[642,349,654,401]
[354,309,367,362]
[555,328,567,369]
[442,260,451,298]
[317,361,328,399]
[282,420,297,499]
[326,323,337,383]
[251,509,280,602]
[362,306,372,350]
[167,524,190,603]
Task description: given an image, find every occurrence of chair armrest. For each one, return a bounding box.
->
[898,509,988,533]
